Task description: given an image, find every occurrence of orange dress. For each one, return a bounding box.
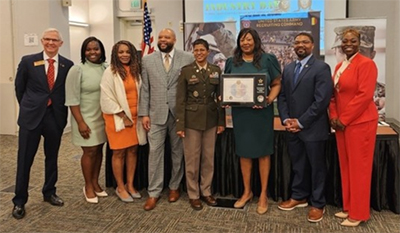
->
[103,69,138,149]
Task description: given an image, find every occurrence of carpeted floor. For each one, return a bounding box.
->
[0,133,399,233]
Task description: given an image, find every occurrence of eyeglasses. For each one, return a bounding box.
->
[42,38,61,42]
[293,40,312,45]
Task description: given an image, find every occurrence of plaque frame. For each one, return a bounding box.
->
[220,73,268,107]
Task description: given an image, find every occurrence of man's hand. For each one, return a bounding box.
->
[142,116,151,131]
[284,118,301,133]
[217,126,225,134]
[177,130,185,138]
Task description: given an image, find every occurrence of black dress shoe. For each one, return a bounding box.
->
[12,205,25,219]
[44,194,64,206]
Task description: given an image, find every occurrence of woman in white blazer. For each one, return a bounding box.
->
[100,40,146,202]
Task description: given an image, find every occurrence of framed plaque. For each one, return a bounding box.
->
[221,73,268,107]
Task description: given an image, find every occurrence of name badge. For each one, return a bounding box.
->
[34,60,45,66]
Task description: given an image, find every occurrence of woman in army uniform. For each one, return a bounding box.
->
[176,39,225,210]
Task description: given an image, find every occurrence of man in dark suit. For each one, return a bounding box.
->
[12,28,73,219]
[277,32,333,223]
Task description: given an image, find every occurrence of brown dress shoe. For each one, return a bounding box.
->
[143,197,159,211]
[189,199,203,210]
[278,198,308,211]
[201,196,217,206]
[168,189,180,202]
[308,207,325,223]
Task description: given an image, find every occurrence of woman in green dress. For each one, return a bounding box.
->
[65,37,108,204]
[224,28,281,214]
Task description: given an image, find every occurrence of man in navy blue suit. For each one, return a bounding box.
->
[12,28,73,219]
[277,32,333,223]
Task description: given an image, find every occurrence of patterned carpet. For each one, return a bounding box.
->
[0,133,399,233]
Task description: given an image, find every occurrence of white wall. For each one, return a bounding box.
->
[0,0,71,135]
[1,0,399,135]
[0,0,17,135]
[348,0,400,125]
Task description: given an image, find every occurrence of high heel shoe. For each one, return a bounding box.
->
[340,218,362,227]
[95,190,108,197]
[115,189,134,203]
[234,193,253,208]
[256,198,268,215]
[83,187,98,204]
[334,211,348,219]
[128,191,142,199]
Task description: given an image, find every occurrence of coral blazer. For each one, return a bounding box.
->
[329,53,378,126]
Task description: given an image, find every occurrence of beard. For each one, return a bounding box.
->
[158,42,174,53]
[295,51,308,59]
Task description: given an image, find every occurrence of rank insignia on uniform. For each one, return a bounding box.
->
[258,78,264,84]
[210,72,219,79]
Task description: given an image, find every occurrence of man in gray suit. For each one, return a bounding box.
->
[139,28,194,211]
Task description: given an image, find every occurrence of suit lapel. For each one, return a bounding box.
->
[292,56,315,91]
[54,56,66,89]
[32,53,49,90]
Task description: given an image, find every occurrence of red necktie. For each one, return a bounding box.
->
[47,58,55,106]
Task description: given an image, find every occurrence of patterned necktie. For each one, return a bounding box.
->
[164,54,170,72]
[293,62,302,84]
[47,58,55,106]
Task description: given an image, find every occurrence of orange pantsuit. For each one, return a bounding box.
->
[329,53,378,221]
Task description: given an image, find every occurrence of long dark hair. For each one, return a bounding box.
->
[233,28,264,69]
[110,40,141,80]
[80,36,106,64]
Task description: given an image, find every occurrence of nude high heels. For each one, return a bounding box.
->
[234,193,253,208]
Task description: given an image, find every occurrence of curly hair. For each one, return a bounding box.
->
[232,28,264,69]
[110,40,141,80]
[80,36,106,64]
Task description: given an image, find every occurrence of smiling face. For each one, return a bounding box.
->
[193,44,209,65]
[117,44,131,65]
[41,31,63,57]
[157,29,176,53]
[239,32,255,55]
[293,34,314,60]
[85,41,102,64]
[341,31,360,59]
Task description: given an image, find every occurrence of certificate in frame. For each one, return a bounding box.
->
[221,73,268,107]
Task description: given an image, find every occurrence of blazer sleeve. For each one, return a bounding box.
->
[329,64,341,120]
[138,56,150,116]
[15,56,29,104]
[298,63,333,129]
[175,69,187,132]
[277,68,290,123]
[100,68,124,115]
[339,59,378,126]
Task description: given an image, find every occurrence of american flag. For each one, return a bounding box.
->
[141,0,154,56]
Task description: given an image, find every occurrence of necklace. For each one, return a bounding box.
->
[242,57,253,62]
